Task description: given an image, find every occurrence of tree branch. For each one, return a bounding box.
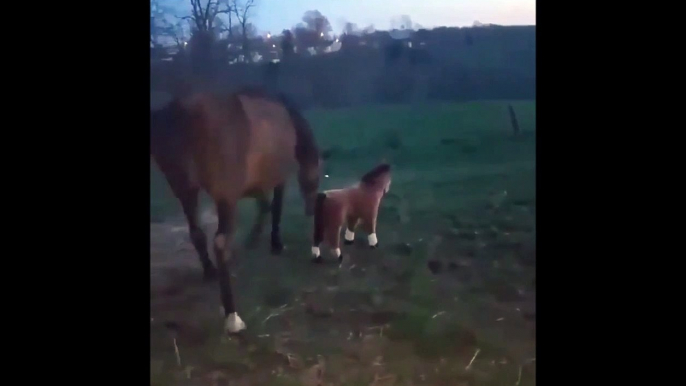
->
[231,0,254,25]
[203,0,214,29]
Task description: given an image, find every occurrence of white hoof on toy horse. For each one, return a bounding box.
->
[311,246,321,257]
[224,312,246,333]
[345,229,355,242]
[368,233,378,247]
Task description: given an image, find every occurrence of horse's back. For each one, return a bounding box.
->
[237,93,299,192]
[175,93,251,199]
[153,89,304,200]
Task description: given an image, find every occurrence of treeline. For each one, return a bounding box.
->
[150,25,535,109]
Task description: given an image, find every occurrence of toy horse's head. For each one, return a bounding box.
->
[360,163,392,194]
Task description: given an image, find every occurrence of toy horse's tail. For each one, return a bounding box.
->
[313,192,327,246]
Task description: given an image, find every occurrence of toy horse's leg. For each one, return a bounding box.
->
[344,216,358,245]
[311,227,323,263]
[178,188,217,281]
[331,226,343,263]
[312,226,343,264]
[312,192,326,263]
[213,198,246,333]
[311,237,323,264]
[270,183,285,254]
[362,206,380,249]
[244,192,271,250]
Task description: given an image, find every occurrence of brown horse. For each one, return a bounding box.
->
[150,87,321,333]
[311,163,391,263]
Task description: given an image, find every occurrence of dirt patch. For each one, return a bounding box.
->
[151,209,535,386]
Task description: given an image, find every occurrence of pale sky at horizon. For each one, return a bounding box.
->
[159,0,535,35]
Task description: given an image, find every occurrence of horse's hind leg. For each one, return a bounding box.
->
[179,189,217,280]
[244,193,271,249]
[270,183,285,254]
[213,199,246,333]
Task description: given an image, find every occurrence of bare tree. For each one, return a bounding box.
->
[178,0,232,77]
[301,10,332,39]
[293,10,332,55]
[151,0,183,47]
[181,0,231,34]
[230,0,256,62]
[159,21,188,51]
[281,29,295,60]
[343,22,359,36]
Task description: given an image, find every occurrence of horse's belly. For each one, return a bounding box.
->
[243,153,295,193]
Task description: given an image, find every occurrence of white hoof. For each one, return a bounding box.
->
[368,233,378,247]
[224,312,246,333]
[345,229,355,242]
[311,246,321,257]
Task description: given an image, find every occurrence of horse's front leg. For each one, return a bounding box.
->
[213,199,246,333]
[244,192,271,250]
[270,183,285,254]
[176,189,217,280]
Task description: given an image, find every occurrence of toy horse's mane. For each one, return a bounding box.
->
[360,163,391,187]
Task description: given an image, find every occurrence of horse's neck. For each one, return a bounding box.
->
[358,184,384,201]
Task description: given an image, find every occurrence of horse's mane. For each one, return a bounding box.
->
[360,163,391,186]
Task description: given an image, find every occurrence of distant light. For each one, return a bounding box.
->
[272,44,276,48]
[325,174,329,178]
[267,33,271,39]
[183,41,187,46]
[335,38,339,42]
[320,32,323,37]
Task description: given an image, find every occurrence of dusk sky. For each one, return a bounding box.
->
[162,0,535,35]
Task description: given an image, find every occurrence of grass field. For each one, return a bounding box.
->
[150,100,536,386]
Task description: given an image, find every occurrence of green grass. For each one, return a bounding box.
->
[150,100,536,385]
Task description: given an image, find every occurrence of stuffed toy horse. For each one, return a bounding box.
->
[311,163,391,263]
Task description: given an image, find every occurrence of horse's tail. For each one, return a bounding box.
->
[313,192,327,245]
